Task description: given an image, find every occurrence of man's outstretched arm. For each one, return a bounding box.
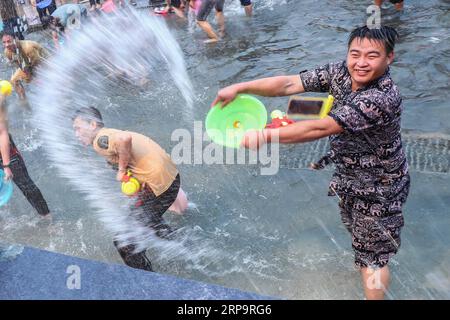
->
[241,116,343,150]
[212,75,305,108]
[266,116,344,144]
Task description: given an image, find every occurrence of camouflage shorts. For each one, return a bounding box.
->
[338,181,410,269]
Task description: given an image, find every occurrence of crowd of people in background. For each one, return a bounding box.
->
[0,0,258,101]
[1,0,405,46]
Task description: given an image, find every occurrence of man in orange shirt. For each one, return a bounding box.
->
[72,106,188,271]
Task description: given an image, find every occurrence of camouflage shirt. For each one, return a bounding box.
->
[299,60,410,201]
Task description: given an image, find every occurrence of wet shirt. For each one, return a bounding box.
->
[93,128,178,196]
[4,40,49,74]
[299,60,409,201]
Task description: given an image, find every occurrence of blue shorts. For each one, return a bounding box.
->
[196,0,225,21]
[240,0,251,6]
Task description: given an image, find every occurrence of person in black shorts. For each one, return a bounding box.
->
[196,0,225,43]
[240,0,252,17]
[375,0,404,10]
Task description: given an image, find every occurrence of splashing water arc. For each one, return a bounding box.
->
[33,10,193,252]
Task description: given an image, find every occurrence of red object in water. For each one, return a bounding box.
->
[134,199,144,207]
[102,0,117,13]
[266,117,295,129]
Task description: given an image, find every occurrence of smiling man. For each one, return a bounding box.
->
[212,26,409,300]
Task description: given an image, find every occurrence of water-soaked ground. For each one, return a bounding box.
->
[1,0,449,299]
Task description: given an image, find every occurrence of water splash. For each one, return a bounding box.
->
[32,9,195,253]
[28,9,282,281]
[0,242,24,261]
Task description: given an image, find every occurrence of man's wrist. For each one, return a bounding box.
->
[234,83,246,95]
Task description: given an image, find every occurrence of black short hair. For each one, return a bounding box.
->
[72,107,104,127]
[1,30,16,39]
[348,25,399,55]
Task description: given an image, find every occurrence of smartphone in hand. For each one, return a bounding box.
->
[287,95,334,120]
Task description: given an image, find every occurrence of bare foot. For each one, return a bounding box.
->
[37,213,53,227]
[41,213,53,222]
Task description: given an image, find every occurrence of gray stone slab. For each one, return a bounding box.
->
[0,246,275,300]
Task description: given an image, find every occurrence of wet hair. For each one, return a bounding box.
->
[348,26,399,55]
[1,30,16,39]
[73,107,104,127]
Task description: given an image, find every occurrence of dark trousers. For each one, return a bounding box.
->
[112,209,172,272]
[1,138,49,216]
[37,2,57,23]
[113,174,180,272]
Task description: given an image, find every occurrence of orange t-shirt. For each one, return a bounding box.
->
[93,128,178,196]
